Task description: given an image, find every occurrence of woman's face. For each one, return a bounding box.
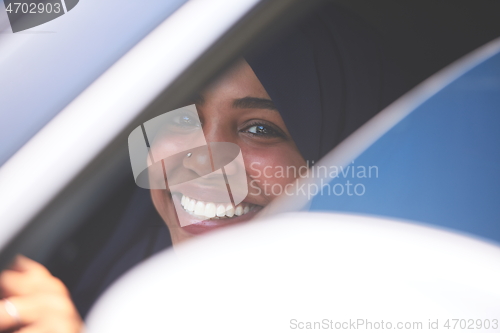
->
[151,60,306,245]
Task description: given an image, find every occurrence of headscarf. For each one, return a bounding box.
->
[246,4,405,162]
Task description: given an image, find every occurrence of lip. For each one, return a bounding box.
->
[170,192,263,235]
[170,182,234,204]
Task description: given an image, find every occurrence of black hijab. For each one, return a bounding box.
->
[246,4,405,162]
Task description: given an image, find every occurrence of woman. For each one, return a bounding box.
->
[151,4,403,245]
[150,59,307,245]
[0,4,404,332]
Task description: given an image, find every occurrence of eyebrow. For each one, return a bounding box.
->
[232,97,277,111]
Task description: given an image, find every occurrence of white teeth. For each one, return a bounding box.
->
[188,199,196,212]
[194,201,205,215]
[205,203,216,218]
[179,194,253,219]
[225,204,234,217]
[216,204,226,217]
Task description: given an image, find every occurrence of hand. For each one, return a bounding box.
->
[0,255,84,333]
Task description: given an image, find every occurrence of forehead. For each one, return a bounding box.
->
[201,59,271,102]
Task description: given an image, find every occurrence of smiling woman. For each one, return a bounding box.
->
[150,59,306,244]
[147,4,404,245]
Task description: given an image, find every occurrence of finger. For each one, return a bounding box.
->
[0,296,83,333]
[0,270,27,297]
[9,256,48,275]
[0,269,66,298]
[8,325,39,333]
[14,322,68,333]
[14,320,84,333]
[0,295,61,330]
[0,298,23,331]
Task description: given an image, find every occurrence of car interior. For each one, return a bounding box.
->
[1,0,500,321]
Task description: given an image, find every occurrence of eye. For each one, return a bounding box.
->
[242,121,284,138]
[247,125,270,135]
[169,112,201,129]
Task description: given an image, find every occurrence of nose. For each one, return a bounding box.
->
[182,119,238,175]
[182,145,215,177]
[203,124,242,178]
[201,118,235,144]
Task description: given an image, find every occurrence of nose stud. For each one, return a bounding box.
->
[186,152,192,158]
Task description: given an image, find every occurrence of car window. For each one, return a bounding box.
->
[309,42,500,244]
[1,1,500,332]
[0,0,188,167]
[50,0,411,319]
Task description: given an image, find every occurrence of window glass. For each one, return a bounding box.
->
[44,3,410,320]
[5,2,499,332]
[0,0,188,166]
[310,51,500,243]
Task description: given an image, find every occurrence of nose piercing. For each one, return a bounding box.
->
[187,152,192,158]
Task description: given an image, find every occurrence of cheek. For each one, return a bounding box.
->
[151,190,167,216]
[243,145,306,199]
[151,190,176,226]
